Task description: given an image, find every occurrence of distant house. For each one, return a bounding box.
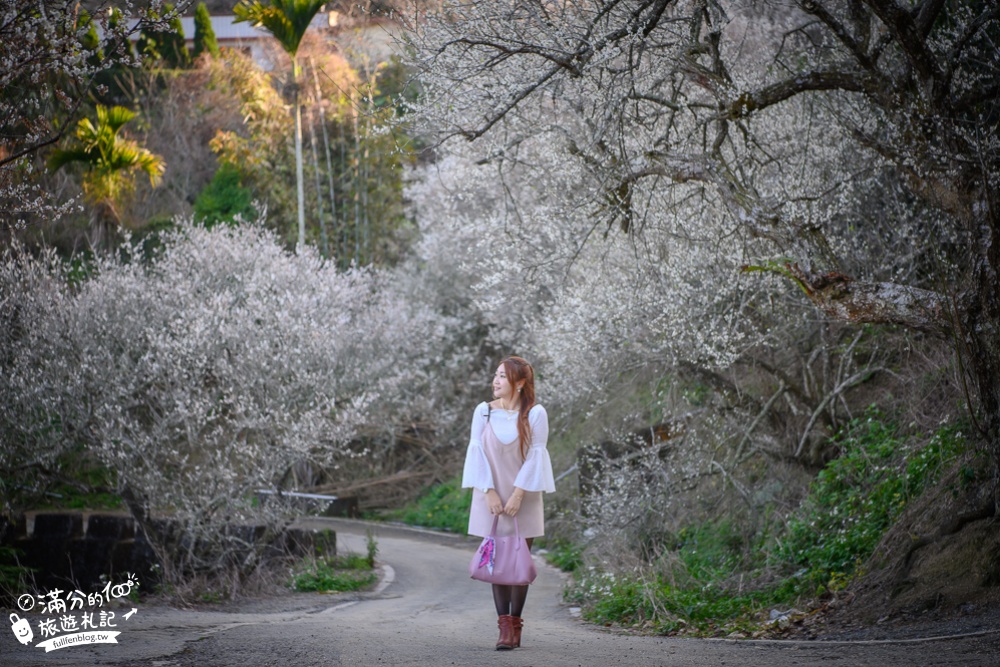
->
[104,11,342,71]
[177,12,341,69]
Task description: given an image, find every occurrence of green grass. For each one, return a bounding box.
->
[290,531,380,593]
[543,540,584,572]
[564,410,969,636]
[291,553,378,593]
[32,443,124,510]
[382,477,471,533]
[567,567,792,634]
[775,409,966,589]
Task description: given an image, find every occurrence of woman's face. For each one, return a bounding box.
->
[493,364,516,401]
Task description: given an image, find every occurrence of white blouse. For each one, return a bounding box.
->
[461,402,557,493]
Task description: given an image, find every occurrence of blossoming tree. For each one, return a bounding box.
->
[0,221,455,585]
[402,0,1000,501]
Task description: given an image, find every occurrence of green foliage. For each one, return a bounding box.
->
[199,590,226,603]
[194,163,257,228]
[90,9,137,106]
[680,381,710,407]
[543,540,583,572]
[2,437,123,513]
[670,520,746,580]
[383,478,471,533]
[566,566,785,635]
[565,519,793,634]
[47,105,165,224]
[44,457,123,509]
[193,3,220,59]
[566,412,968,635]
[372,56,420,112]
[78,10,101,59]
[234,0,327,60]
[291,552,377,593]
[203,45,414,263]
[138,4,190,69]
[41,488,123,511]
[163,5,191,69]
[776,409,965,585]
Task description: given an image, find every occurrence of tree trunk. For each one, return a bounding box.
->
[310,57,336,262]
[293,58,306,251]
[964,206,1000,510]
[352,90,361,264]
[307,106,329,257]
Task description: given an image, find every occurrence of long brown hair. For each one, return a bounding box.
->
[501,356,536,460]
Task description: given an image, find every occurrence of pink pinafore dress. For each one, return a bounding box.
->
[467,416,545,538]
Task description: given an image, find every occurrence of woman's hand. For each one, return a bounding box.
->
[503,489,525,516]
[485,489,504,515]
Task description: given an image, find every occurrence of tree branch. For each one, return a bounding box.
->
[726,69,878,119]
[914,0,948,38]
[463,64,562,141]
[941,6,1000,107]
[784,263,952,338]
[796,0,876,71]
[861,0,942,88]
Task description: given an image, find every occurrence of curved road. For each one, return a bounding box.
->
[3,518,997,666]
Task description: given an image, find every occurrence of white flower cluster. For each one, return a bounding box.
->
[396,0,995,546]
[0,220,453,577]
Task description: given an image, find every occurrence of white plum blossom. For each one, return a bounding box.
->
[0,219,453,582]
[400,0,998,546]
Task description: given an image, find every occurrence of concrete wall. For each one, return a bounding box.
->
[1,511,338,594]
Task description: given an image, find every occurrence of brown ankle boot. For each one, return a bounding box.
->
[511,616,523,648]
[496,614,515,650]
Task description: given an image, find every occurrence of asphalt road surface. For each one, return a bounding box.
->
[2,518,998,666]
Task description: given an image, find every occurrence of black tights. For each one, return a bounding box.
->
[492,537,532,617]
[492,583,530,617]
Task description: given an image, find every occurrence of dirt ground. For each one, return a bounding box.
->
[2,518,998,667]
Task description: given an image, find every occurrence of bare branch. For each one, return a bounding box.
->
[861,0,942,88]
[796,0,877,71]
[726,69,880,119]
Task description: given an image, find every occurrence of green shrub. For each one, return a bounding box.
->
[566,411,967,635]
[384,478,471,533]
[567,566,784,634]
[776,409,965,586]
[193,163,256,228]
[544,540,584,572]
[671,520,745,580]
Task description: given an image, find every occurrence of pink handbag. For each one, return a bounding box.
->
[469,514,538,585]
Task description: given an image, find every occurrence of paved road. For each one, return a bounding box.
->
[2,518,998,666]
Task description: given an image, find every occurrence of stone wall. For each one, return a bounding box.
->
[1,511,338,594]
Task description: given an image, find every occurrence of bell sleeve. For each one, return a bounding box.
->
[513,405,556,493]
[461,402,494,490]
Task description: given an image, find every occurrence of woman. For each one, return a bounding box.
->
[462,355,556,650]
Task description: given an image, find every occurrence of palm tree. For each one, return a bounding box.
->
[48,105,165,246]
[234,0,326,251]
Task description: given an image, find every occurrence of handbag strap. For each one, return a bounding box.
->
[488,513,521,547]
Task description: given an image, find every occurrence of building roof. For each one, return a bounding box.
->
[176,13,337,43]
[99,12,337,44]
